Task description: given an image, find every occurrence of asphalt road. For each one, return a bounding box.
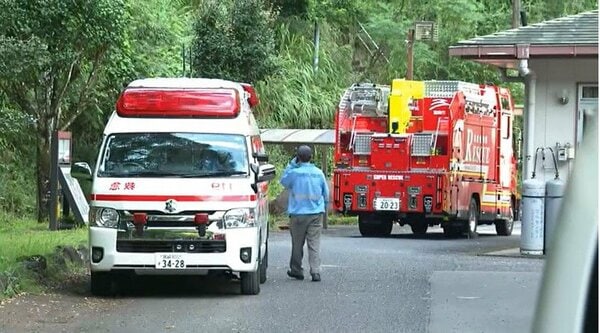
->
[0,223,544,333]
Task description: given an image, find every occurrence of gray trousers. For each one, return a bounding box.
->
[289,213,322,275]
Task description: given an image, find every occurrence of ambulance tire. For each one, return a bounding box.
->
[465,197,479,237]
[91,271,115,297]
[259,242,268,284]
[241,270,260,295]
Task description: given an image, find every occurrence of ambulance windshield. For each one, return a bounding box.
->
[97,133,248,178]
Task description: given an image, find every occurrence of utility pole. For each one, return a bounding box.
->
[512,0,521,28]
[312,21,320,73]
[406,28,415,80]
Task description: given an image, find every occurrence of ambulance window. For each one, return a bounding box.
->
[97,133,249,178]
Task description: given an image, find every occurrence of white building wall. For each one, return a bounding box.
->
[529,58,598,182]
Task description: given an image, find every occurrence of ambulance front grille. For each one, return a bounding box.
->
[116,240,226,253]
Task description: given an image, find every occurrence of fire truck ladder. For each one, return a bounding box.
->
[433,117,449,154]
[348,116,358,151]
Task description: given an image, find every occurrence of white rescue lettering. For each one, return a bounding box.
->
[465,129,491,164]
[372,175,403,181]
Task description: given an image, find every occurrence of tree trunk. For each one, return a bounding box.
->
[36,125,52,223]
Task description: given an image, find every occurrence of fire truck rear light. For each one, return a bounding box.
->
[133,213,147,226]
[116,88,240,118]
[194,213,209,225]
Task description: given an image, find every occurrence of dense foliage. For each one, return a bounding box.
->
[0,0,596,219]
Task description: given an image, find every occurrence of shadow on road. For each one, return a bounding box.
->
[346,232,499,241]
[57,272,244,299]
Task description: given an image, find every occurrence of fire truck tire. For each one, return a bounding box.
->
[465,197,479,236]
[495,202,514,236]
[241,270,260,295]
[259,242,268,284]
[378,220,393,236]
[91,271,115,297]
[410,223,428,235]
[358,214,377,236]
[358,222,377,237]
[442,225,461,238]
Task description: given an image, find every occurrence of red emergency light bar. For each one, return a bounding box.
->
[116,88,240,118]
[241,83,259,108]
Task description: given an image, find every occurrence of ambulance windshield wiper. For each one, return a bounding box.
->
[179,171,248,178]
[118,170,188,177]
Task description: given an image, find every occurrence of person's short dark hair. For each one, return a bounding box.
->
[296,145,312,163]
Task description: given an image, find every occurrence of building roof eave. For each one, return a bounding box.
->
[449,44,598,68]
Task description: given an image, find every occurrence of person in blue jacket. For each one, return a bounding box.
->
[280,145,329,282]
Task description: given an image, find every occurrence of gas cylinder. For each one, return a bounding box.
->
[520,178,545,255]
[544,178,566,253]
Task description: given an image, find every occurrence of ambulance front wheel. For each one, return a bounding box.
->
[259,241,268,284]
[91,271,115,297]
[241,269,260,295]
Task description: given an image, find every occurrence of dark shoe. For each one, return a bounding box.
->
[311,273,321,282]
[287,270,304,280]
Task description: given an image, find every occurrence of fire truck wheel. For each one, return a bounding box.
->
[410,223,428,235]
[378,220,393,236]
[259,242,268,284]
[91,271,115,297]
[495,202,514,236]
[358,222,377,237]
[442,225,461,238]
[358,214,377,237]
[241,270,261,295]
[466,197,479,236]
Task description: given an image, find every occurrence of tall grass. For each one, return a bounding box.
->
[0,213,87,298]
[255,20,356,129]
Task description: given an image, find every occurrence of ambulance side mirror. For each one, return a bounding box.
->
[71,162,92,180]
[253,152,269,163]
[257,164,276,183]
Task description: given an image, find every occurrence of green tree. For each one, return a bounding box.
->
[69,0,193,167]
[191,0,277,83]
[0,0,127,223]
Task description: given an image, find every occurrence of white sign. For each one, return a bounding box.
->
[375,198,400,211]
[155,253,187,269]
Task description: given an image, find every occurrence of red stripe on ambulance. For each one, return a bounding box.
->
[91,194,257,202]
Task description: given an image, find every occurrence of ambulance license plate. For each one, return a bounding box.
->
[375,198,400,211]
[155,253,186,269]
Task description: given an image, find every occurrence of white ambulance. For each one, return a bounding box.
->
[75,78,275,296]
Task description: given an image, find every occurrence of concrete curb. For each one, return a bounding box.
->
[479,247,546,259]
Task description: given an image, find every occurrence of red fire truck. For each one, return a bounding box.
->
[332,80,518,237]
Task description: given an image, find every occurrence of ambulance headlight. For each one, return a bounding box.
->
[223,208,256,228]
[90,207,120,228]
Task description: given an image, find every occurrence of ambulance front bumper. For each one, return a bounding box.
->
[89,227,259,273]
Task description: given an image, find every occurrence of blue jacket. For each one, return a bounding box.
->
[280,158,329,215]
